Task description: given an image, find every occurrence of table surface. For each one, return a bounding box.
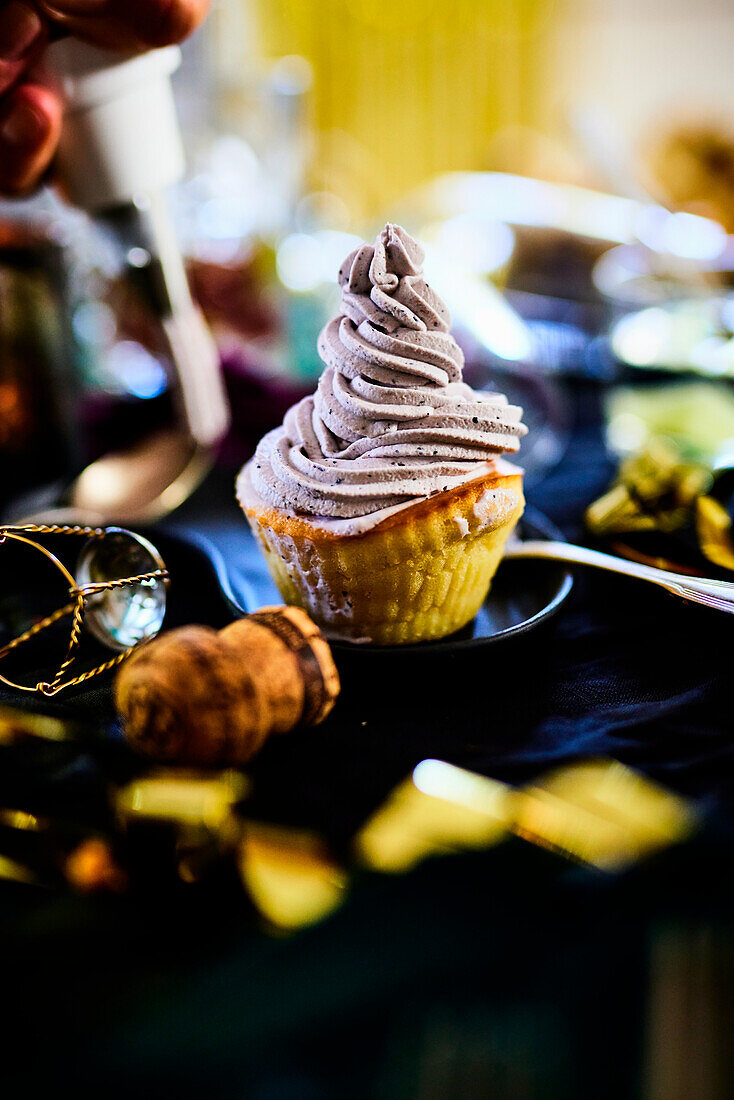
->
[1,378,732,1098]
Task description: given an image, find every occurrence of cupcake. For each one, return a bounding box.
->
[237,224,527,645]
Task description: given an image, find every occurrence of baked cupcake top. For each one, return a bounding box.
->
[247,223,527,520]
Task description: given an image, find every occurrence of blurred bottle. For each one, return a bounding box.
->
[0,218,79,514]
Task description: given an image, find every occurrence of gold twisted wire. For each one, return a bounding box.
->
[39,651,134,697]
[0,524,105,539]
[37,570,169,696]
[75,569,168,596]
[40,592,86,695]
[0,526,169,696]
[0,602,77,661]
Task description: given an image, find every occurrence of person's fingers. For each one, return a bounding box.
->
[35,0,211,51]
[0,82,61,194]
[0,0,209,196]
[0,2,47,95]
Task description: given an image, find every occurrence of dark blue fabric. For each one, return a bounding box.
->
[1,378,733,1099]
[507,382,733,804]
[1,378,731,823]
[186,379,732,845]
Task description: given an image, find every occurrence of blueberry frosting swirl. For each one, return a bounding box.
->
[250,224,527,519]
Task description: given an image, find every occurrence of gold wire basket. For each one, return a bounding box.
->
[0,524,169,697]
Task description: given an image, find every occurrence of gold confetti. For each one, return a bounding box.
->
[355,760,512,873]
[696,495,734,571]
[0,705,78,746]
[239,823,348,931]
[116,769,249,831]
[514,760,696,872]
[586,439,710,538]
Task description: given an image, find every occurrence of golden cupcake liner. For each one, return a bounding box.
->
[242,471,524,645]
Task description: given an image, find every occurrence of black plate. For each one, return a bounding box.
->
[164,505,573,654]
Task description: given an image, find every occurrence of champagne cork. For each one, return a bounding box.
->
[115,606,340,765]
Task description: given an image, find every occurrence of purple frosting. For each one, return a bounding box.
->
[249,224,527,519]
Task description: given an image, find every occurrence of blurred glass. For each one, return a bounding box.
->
[0,197,205,516]
[607,298,734,378]
[466,358,570,486]
[595,234,734,379]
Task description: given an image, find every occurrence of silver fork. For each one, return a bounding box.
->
[503,539,734,615]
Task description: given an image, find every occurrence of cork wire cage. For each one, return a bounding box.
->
[0,524,169,696]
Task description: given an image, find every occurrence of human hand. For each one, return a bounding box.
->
[0,0,210,194]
